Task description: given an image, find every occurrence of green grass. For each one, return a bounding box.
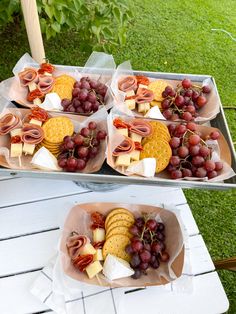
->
[0,0,236,312]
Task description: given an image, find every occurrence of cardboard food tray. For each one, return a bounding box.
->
[60,202,184,287]
[0,72,235,190]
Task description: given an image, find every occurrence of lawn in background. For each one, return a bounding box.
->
[0,0,235,312]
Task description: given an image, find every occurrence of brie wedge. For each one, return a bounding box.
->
[103,254,134,281]
[126,158,156,177]
[31,147,61,171]
[39,93,63,111]
[144,106,166,120]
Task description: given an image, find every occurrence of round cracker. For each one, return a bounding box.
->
[140,139,172,173]
[105,208,134,229]
[106,219,134,236]
[148,80,171,101]
[42,116,74,144]
[106,226,131,239]
[106,213,134,229]
[102,234,131,261]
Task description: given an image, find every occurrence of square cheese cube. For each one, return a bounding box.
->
[94,249,104,261]
[79,243,96,255]
[126,90,135,97]
[33,98,42,106]
[130,150,140,161]
[23,143,35,155]
[93,228,105,242]
[115,154,131,167]
[29,119,42,126]
[138,103,150,113]
[28,82,37,92]
[86,261,103,279]
[130,133,142,143]
[10,143,22,158]
[117,128,128,137]
[137,84,148,94]
[125,99,136,110]
[10,128,22,137]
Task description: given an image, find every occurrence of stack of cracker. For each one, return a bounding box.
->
[102,208,134,262]
[148,80,170,108]
[52,74,76,100]
[37,116,74,156]
[141,121,172,173]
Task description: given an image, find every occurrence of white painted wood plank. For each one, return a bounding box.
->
[177,203,199,236]
[0,231,212,277]
[0,178,86,207]
[187,235,215,275]
[113,272,229,314]
[0,271,228,314]
[0,186,186,239]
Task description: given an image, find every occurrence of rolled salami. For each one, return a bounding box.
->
[129,119,153,137]
[21,123,44,144]
[18,68,39,86]
[118,76,137,92]
[38,75,55,94]
[0,113,21,135]
[135,88,154,104]
[112,136,135,156]
[66,234,88,260]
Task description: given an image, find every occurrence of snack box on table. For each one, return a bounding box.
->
[60,202,184,287]
[0,70,235,190]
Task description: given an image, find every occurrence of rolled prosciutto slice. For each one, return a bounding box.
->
[135,88,154,104]
[18,68,38,86]
[112,136,135,156]
[118,76,137,92]
[21,123,44,145]
[73,254,94,272]
[0,113,21,135]
[38,75,55,94]
[129,119,152,137]
[66,234,88,260]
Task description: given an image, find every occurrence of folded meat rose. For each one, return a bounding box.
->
[21,123,44,145]
[0,113,21,135]
[118,76,137,92]
[18,68,39,86]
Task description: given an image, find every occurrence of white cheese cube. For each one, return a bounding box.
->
[103,254,134,280]
[138,103,150,113]
[10,128,22,137]
[33,98,42,106]
[10,143,22,158]
[130,133,142,143]
[125,99,136,110]
[23,143,35,155]
[126,90,135,97]
[116,128,128,137]
[115,154,131,167]
[79,243,96,255]
[28,82,37,92]
[93,228,105,242]
[137,84,148,94]
[29,119,42,126]
[130,150,140,161]
[94,249,104,261]
[86,261,103,279]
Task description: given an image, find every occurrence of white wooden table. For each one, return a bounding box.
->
[0,177,229,314]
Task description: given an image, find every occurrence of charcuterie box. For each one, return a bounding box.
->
[0,66,235,190]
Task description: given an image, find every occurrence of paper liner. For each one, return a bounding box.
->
[107,109,235,182]
[0,106,108,173]
[60,202,184,287]
[0,52,115,112]
[111,61,221,122]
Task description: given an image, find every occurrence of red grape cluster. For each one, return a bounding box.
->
[61,77,108,114]
[167,122,223,179]
[162,78,211,122]
[57,121,107,172]
[125,216,169,279]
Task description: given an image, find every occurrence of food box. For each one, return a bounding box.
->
[106,110,235,183]
[60,202,184,287]
[0,52,115,114]
[0,106,108,174]
[111,62,221,123]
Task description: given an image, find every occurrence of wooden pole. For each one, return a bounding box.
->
[20,0,45,63]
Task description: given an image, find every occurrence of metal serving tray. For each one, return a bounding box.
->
[0,67,235,190]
